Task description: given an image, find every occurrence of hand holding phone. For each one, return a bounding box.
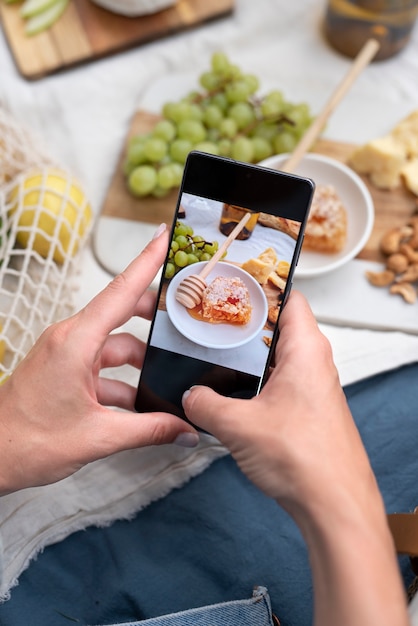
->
[135,151,314,423]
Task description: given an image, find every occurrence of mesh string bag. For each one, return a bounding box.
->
[0,108,93,382]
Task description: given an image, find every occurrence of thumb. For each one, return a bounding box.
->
[182,385,242,439]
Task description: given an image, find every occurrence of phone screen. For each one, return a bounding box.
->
[135,151,314,422]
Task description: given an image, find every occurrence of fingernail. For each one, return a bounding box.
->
[174,432,200,448]
[181,389,191,406]
[152,223,167,240]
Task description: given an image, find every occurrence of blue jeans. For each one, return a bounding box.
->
[94,586,276,626]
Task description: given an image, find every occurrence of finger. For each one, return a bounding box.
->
[98,408,200,453]
[81,226,169,337]
[96,378,138,410]
[133,289,158,320]
[100,333,147,370]
[182,385,245,438]
[278,290,318,335]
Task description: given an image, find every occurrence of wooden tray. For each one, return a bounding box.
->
[0,0,234,80]
[99,109,418,264]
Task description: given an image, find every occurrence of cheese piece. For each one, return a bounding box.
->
[267,272,286,290]
[276,260,290,278]
[241,257,274,285]
[391,110,418,158]
[401,157,418,195]
[258,247,278,267]
[349,135,406,189]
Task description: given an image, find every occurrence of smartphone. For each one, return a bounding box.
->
[135,151,314,424]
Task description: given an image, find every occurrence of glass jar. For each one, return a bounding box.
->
[219,204,260,240]
[323,0,418,61]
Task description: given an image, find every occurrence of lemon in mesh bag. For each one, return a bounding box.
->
[7,167,93,264]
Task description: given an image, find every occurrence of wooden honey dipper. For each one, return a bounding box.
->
[175,211,251,309]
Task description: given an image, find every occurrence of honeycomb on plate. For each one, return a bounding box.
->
[202,276,252,324]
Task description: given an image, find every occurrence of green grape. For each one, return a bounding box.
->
[228,101,255,130]
[231,136,254,162]
[243,74,259,94]
[177,119,206,143]
[219,117,238,139]
[174,250,189,268]
[273,131,298,153]
[187,253,199,265]
[193,141,220,156]
[170,162,184,186]
[170,139,193,164]
[152,185,170,198]
[171,240,179,253]
[210,92,229,113]
[199,71,221,91]
[251,136,273,162]
[164,101,193,124]
[165,263,175,279]
[188,103,204,121]
[207,128,220,142]
[260,98,283,119]
[218,138,231,157]
[203,104,223,129]
[128,165,158,196]
[175,235,189,249]
[152,119,176,142]
[251,121,277,143]
[126,141,148,166]
[225,80,251,104]
[286,103,313,129]
[201,252,211,262]
[157,164,176,190]
[227,64,242,80]
[144,137,168,162]
[175,223,188,236]
[211,51,230,75]
[183,223,194,236]
[203,242,217,254]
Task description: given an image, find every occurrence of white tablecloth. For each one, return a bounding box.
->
[1,0,418,601]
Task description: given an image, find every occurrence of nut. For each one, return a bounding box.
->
[407,216,418,249]
[386,252,409,273]
[399,243,418,264]
[397,263,418,283]
[365,269,395,287]
[380,226,413,255]
[389,282,417,304]
[268,305,279,325]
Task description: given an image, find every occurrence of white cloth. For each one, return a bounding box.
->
[1,0,418,601]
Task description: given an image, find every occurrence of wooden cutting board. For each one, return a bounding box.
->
[0,0,234,80]
[99,109,418,264]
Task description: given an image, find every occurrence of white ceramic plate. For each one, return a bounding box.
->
[259,153,375,278]
[89,0,176,16]
[166,262,268,349]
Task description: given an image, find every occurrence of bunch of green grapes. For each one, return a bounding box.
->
[165,221,220,279]
[125,51,314,199]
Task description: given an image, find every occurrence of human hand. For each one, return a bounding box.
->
[182,291,375,519]
[0,225,199,496]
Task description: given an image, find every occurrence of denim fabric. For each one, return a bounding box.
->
[93,586,274,626]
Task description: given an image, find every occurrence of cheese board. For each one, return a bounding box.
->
[0,0,234,80]
[93,108,418,335]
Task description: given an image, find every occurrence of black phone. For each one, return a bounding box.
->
[135,151,314,424]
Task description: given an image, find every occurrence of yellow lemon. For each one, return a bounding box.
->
[8,168,93,264]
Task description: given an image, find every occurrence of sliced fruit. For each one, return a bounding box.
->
[25,0,68,36]
[20,0,59,19]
